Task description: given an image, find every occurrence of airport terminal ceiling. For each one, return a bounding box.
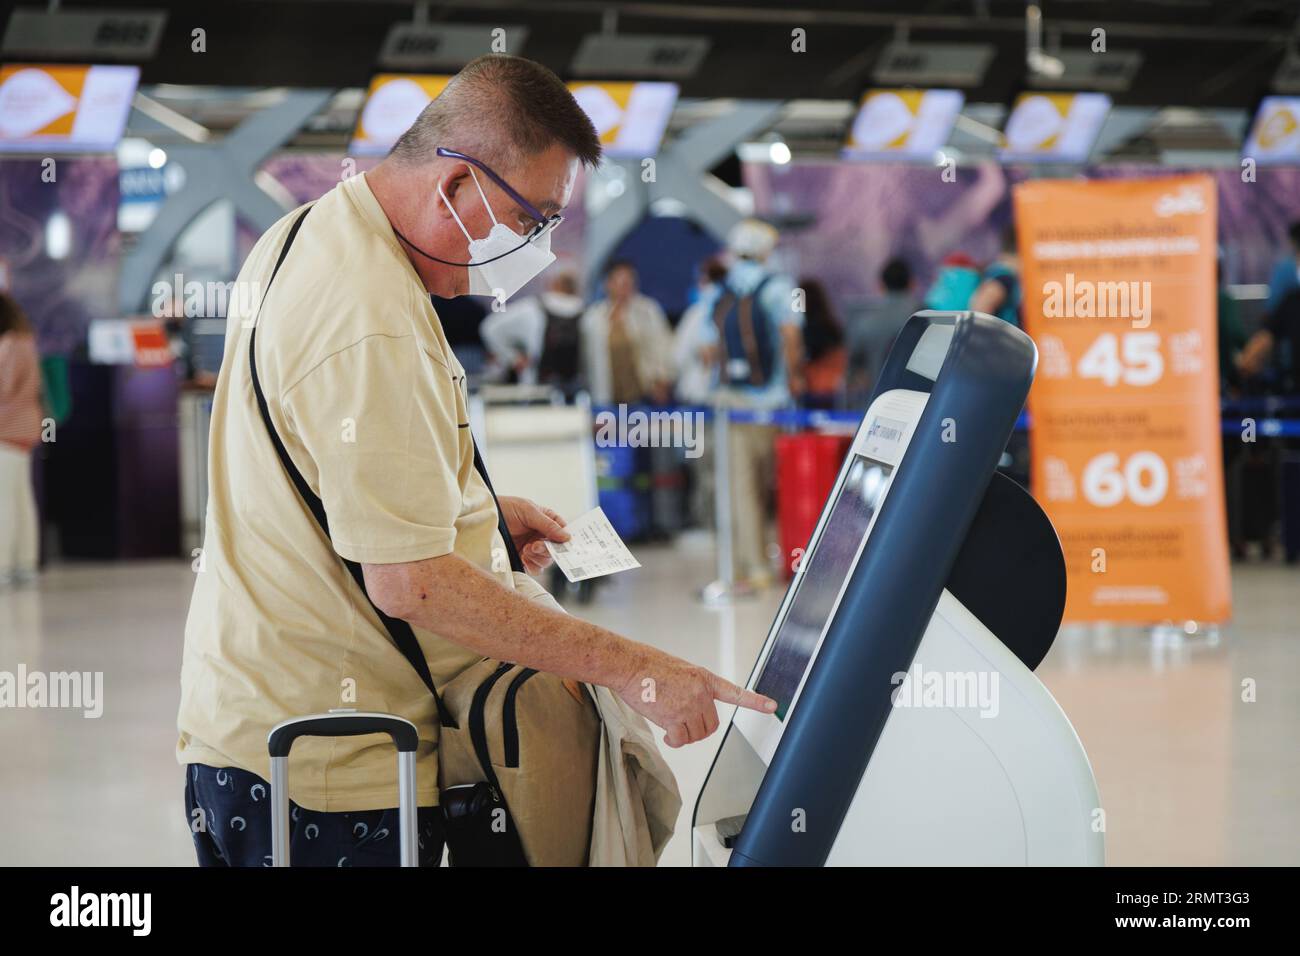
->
[4,0,1297,107]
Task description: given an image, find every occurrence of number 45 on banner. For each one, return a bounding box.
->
[1077,332,1163,387]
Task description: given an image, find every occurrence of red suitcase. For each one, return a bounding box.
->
[775,432,853,581]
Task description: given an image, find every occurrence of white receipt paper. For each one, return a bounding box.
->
[545,507,641,582]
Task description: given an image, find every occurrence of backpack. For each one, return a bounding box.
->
[536,306,581,386]
[712,276,777,387]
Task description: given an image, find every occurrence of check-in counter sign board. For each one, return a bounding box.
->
[567,82,678,158]
[0,63,138,153]
[350,74,453,156]
[842,88,964,161]
[1014,175,1230,623]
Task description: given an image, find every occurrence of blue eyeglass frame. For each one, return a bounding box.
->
[436,146,563,240]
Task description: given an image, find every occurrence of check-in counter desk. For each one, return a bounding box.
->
[43,361,181,559]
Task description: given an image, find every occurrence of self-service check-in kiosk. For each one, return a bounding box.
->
[694,311,1104,866]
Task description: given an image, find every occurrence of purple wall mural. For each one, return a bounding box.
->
[4,151,1300,357]
[745,161,1300,307]
[0,158,121,355]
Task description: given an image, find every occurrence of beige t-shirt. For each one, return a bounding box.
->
[177,172,512,812]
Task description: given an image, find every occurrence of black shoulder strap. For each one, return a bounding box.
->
[748,273,774,305]
[246,204,524,729]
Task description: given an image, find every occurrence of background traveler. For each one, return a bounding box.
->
[0,293,43,588]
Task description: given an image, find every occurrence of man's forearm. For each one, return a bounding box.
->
[363,554,646,691]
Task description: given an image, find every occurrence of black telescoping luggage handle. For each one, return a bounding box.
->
[268,711,422,867]
[268,712,419,758]
[247,203,526,731]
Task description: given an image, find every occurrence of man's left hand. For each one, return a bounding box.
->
[498,496,570,574]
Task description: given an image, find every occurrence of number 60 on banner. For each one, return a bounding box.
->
[1081,451,1167,507]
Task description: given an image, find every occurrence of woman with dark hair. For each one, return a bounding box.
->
[0,293,43,586]
[797,277,846,410]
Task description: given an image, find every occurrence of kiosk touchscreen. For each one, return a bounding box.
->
[694,311,1104,867]
[732,389,920,766]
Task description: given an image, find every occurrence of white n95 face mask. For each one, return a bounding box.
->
[438,168,556,302]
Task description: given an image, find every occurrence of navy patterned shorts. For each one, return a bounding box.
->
[184,764,445,867]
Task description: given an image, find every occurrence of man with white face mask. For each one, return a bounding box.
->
[177,54,774,867]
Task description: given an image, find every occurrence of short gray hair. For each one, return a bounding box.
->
[389,55,602,174]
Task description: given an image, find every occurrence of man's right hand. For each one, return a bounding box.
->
[615,649,776,748]
[364,553,776,750]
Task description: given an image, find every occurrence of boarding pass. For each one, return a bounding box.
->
[545,507,642,582]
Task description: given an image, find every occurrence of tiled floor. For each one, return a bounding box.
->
[0,532,1296,866]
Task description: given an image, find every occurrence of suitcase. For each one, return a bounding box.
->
[267,710,421,867]
[648,443,687,535]
[596,444,651,540]
[775,432,854,581]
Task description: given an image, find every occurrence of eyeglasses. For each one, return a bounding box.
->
[436,146,564,241]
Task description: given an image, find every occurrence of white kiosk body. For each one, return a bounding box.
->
[693,313,1104,867]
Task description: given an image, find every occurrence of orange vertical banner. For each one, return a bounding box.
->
[1014,175,1231,623]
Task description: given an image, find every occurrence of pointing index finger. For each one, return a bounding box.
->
[711,675,777,714]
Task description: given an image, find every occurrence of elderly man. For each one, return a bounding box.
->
[177,55,772,867]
